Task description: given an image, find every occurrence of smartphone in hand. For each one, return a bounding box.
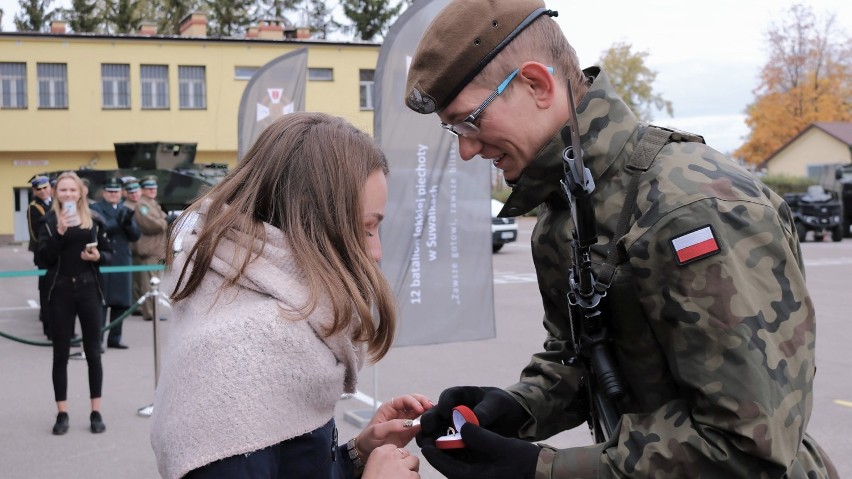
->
[85,242,98,252]
[63,201,81,227]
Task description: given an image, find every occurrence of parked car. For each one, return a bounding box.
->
[491,199,518,252]
[784,185,843,242]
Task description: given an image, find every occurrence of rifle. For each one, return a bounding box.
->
[559,80,625,443]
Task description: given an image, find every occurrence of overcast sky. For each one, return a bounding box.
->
[1,0,850,153]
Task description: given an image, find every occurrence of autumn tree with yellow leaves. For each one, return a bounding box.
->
[736,3,852,164]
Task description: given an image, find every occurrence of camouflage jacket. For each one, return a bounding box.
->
[124,196,168,260]
[501,68,836,478]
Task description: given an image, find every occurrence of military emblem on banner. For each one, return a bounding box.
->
[256,88,295,121]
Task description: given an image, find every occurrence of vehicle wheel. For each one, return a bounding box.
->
[492,244,504,253]
[844,217,852,238]
[796,222,807,242]
[833,226,844,242]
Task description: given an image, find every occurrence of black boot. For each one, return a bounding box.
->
[90,411,106,434]
[52,412,69,435]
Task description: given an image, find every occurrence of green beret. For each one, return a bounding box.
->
[405,0,557,114]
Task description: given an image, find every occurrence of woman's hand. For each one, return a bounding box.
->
[362,444,419,479]
[357,393,432,459]
[81,246,100,262]
[56,211,69,236]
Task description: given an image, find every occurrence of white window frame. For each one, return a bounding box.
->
[178,65,206,110]
[101,63,130,109]
[141,64,169,109]
[308,68,334,81]
[359,69,375,111]
[234,66,258,80]
[37,63,67,109]
[0,62,27,109]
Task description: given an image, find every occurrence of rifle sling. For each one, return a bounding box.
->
[596,126,672,292]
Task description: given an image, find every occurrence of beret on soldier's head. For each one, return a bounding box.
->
[31,175,50,188]
[405,0,557,114]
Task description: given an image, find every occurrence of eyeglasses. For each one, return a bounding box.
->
[440,66,554,138]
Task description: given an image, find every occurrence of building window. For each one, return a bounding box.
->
[37,63,67,109]
[0,62,27,109]
[141,64,169,109]
[308,68,333,81]
[179,66,206,110]
[359,69,375,110]
[234,66,258,80]
[101,63,130,109]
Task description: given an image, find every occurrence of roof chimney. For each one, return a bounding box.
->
[245,26,259,39]
[295,27,311,39]
[137,22,157,36]
[50,20,67,34]
[179,12,208,37]
[257,19,284,40]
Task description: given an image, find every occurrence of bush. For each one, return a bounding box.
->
[759,174,818,196]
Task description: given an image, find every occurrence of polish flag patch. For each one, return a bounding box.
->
[670,225,720,265]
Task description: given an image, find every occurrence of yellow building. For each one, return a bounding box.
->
[0,15,380,242]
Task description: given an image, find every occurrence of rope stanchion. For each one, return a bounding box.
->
[0,300,145,347]
[0,264,165,346]
[137,276,161,418]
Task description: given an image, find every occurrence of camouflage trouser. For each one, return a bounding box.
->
[132,256,160,321]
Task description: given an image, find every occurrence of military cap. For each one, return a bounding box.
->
[140,175,158,188]
[124,181,141,193]
[104,178,122,192]
[405,0,557,114]
[31,175,50,189]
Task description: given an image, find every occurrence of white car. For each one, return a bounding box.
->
[491,199,518,253]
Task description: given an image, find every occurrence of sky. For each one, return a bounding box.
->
[1,0,850,154]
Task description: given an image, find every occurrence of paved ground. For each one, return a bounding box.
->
[1,217,850,478]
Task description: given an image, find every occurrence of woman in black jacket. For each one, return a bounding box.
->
[38,172,112,436]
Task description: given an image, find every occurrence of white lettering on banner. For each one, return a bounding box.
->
[427,185,439,260]
[448,144,460,304]
[409,144,429,304]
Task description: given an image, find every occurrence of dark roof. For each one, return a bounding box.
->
[814,122,852,145]
[761,122,852,168]
[0,30,381,48]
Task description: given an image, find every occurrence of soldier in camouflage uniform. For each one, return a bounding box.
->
[404,1,838,478]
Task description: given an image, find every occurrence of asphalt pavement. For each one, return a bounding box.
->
[1,217,850,478]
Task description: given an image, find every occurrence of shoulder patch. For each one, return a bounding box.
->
[670,225,720,265]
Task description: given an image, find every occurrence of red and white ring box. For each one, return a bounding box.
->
[435,405,479,449]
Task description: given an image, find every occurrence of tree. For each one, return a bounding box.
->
[104,0,144,33]
[598,41,672,122]
[300,0,340,39]
[64,0,103,33]
[736,4,852,164]
[340,0,405,41]
[206,0,254,36]
[154,0,196,35]
[14,0,55,31]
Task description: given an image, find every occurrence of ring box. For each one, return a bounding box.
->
[435,405,479,449]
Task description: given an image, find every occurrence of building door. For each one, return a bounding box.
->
[13,188,31,243]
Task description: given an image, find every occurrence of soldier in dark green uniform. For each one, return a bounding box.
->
[405,1,838,477]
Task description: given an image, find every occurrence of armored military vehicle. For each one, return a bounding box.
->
[40,142,228,214]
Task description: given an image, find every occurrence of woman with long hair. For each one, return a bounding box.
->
[38,171,112,435]
[150,112,429,479]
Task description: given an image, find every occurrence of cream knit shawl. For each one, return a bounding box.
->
[150,208,365,479]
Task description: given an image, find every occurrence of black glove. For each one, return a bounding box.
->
[421,423,541,479]
[416,386,529,448]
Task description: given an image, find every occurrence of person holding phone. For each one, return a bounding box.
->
[38,171,113,435]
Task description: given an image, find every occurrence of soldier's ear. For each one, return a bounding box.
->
[518,62,556,110]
